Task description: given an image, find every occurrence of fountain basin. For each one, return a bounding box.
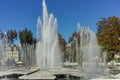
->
[0,67,39,78]
[19,68,83,80]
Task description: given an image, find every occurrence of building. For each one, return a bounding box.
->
[4,45,19,63]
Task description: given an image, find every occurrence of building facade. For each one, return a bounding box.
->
[4,45,19,63]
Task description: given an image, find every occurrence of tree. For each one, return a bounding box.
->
[97,16,120,61]
[68,32,80,62]
[19,28,36,66]
[68,32,80,52]
[58,33,67,61]
[7,30,17,45]
[58,33,67,52]
[68,32,80,47]
[19,28,34,46]
[0,30,4,39]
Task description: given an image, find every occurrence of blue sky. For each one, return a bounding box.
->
[0,0,120,43]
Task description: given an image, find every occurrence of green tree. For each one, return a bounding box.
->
[97,16,120,61]
[0,30,4,39]
[19,28,36,66]
[19,28,34,46]
[7,30,17,45]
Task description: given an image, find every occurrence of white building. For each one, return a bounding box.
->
[4,45,19,63]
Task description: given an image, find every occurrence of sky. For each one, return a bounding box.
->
[0,0,120,43]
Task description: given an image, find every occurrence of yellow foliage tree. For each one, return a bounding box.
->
[97,16,120,61]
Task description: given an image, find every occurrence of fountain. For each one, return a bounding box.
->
[36,0,62,69]
[0,34,5,68]
[0,32,13,71]
[0,0,120,79]
[19,44,36,67]
[77,24,105,79]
